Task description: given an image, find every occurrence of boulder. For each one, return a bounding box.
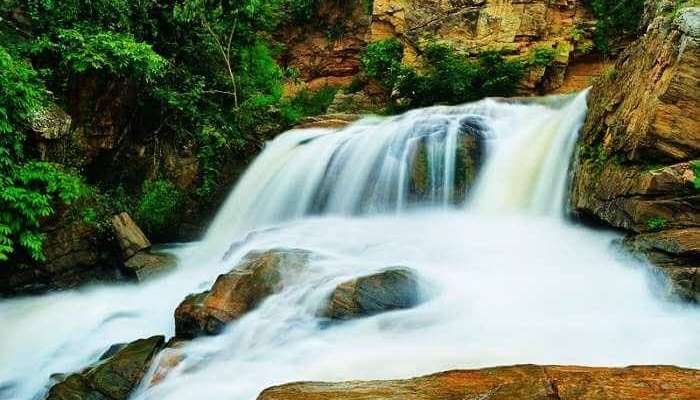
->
[323,268,421,320]
[623,228,700,302]
[46,336,164,400]
[31,103,72,140]
[174,249,311,339]
[257,365,700,400]
[123,250,177,282]
[111,213,151,260]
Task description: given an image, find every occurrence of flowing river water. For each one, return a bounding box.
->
[1,92,699,400]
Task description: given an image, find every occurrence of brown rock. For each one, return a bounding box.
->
[123,250,176,282]
[257,365,700,400]
[323,268,421,320]
[174,249,311,339]
[111,213,151,260]
[46,336,164,400]
[570,4,700,300]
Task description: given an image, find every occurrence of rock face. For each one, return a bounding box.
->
[281,0,604,95]
[257,365,700,400]
[0,221,120,297]
[46,336,164,400]
[323,268,421,320]
[570,4,700,300]
[174,249,311,339]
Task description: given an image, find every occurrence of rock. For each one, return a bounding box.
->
[46,336,164,400]
[570,2,700,300]
[408,117,484,203]
[123,250,176,282]
[296,113,361,129]
[111,213,151,260]
[323,268,421,320]
[31,103,72,140]
[0,221,120,297]
[257,365,700,400]
[623,228,700,302]
[174,249,311,339]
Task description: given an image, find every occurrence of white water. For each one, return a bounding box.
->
[1,92,699,400]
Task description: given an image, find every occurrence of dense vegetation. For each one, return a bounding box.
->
[0,0,335,261]
[585,0,645,52]
[358,39,552,111]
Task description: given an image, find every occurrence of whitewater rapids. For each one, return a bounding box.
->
[0,92,698,400]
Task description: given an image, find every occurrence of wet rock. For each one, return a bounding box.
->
[296,113,360,129]
[123,250,176,282]
[570,2,700,300]
[623,228,700,302]
[174,249,311,339]
[323,268,421,320]
[0,221,120,297]
[408,117,484,203]
[112,213,151,260]
[46,336,164,400]
[257,365,700,400]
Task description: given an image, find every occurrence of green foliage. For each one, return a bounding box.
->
[361,38,405,85]
[647,217,668,231]
[54,28,166,82]
[286,0,321,23]
[585,0,645,53]
[0,45,90,261]
[281,86,339,125]
[364,41,525,110]
[364,0,374,15]
[691,160,700,190]
[135,179,183,239]
[527,46,557,67]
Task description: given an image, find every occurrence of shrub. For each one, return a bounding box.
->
[361,38,405,86]
[0,46,90,261]
[647,217,668,231]
[386,43,524,109]
[585,0,645,52]
[135,179,183,239]
[55,28,166,82]
[527,46,557,67]
[691,160,700,190]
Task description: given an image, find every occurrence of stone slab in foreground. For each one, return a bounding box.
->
[257,365,699,400]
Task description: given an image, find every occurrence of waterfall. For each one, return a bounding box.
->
[205,91,588,254]
[2,91,699,400]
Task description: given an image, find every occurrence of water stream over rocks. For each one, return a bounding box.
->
[1,92,699,400]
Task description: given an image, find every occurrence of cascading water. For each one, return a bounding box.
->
[1,92,699,400]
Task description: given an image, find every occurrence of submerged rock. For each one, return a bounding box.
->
[46,335,164,400]
[174,248,311,339]
[123,250,176,282]
[407,116,485,204]
[323,268,421,320]
[257,365,700,400]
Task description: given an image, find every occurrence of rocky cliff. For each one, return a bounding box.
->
[281,0,607,96]
[570,2,700,301]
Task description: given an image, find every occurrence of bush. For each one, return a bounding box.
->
[55,28,166,82]
[0,46,90,261]
[135,179,183,239]
[361,38,405,86]
[586,0,645,52]
[383,42,524,110]
[647,217,668,231]
[281,86,339,124]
